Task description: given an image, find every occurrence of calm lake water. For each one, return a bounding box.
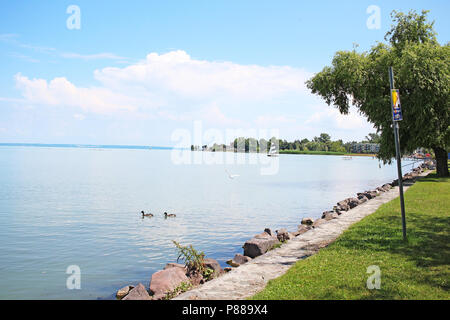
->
[0,146,418,299]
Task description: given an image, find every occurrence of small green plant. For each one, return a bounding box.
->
[269,242,282,251]
[202,267,215,281]
[172,240,206,274]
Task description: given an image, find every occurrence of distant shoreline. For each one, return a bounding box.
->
[0,143,376,157]
[192,148,378,158]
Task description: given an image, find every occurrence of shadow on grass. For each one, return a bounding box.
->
[416,173,449,184]
[334,211,450,293]
[337,213,449,263]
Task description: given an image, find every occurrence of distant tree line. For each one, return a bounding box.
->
[191,133,382,154]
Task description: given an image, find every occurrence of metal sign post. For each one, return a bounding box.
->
[389,67,407,241]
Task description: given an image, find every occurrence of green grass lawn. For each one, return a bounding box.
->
[251,173,450,300]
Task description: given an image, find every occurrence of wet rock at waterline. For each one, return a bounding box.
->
[336,200,350,211]
[149,267,189,300]
[226,259,240,267]
[276,228,290,242]
[357,195,369,203]
[203,258,223,279]
[347,198,361,209]
[116,285,134,300]
[243,231,279,258]
[321,211,338,221]
[301,218,314,226]
[227,254,252,268]
[233,254,252,265]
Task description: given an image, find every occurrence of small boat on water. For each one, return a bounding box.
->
[267,144,279,157]
[342,156,353,160]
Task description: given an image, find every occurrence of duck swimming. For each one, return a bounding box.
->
[141,210,153,217]
[164,212,176,218]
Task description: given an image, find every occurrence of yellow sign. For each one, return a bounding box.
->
[391,89,403,121]
[392,90,400,108]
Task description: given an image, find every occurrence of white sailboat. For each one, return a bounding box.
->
[267,144,279,157]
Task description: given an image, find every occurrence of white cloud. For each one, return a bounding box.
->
[93,50,312,101]
[200,103,243,126]
[306,105,372,130]
[10,50,375,142]
[14,50,313,119]
[14,73,137,114]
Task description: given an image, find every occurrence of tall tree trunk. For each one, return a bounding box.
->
[433,147,449,177]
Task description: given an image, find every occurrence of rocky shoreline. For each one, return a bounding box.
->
[116,160,434,300]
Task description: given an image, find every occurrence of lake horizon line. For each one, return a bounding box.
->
[0,142,185,151]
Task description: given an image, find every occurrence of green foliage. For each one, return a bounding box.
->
[252,174,450,300]
[306,10,449,176]
[163,281,193,300]
[172,241,216,282]
[196,133,377,154]
[230,134,351,153]
[385,10,438,51]
[172,240,206,274]
[202,267,215,281]
[269,242,282,251]
[363,133,382,144]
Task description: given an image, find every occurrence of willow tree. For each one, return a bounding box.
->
[307,10,449,177]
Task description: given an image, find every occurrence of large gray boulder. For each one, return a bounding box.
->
[116,285,134,300]
[357,195,369,203]
[234,254,252,265]
[243,232,279,258]
[347,197,361,209]
[332,206,344,215]
[121,283,152,300]
[362,191,377,199]
[276,228,290,242]
[203,258,223,279]
[149,267,189,300]
[337,200,350,211]
[322,211,338,221]
[227,254,252,267]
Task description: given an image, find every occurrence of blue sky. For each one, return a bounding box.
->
[1,0,449,146]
